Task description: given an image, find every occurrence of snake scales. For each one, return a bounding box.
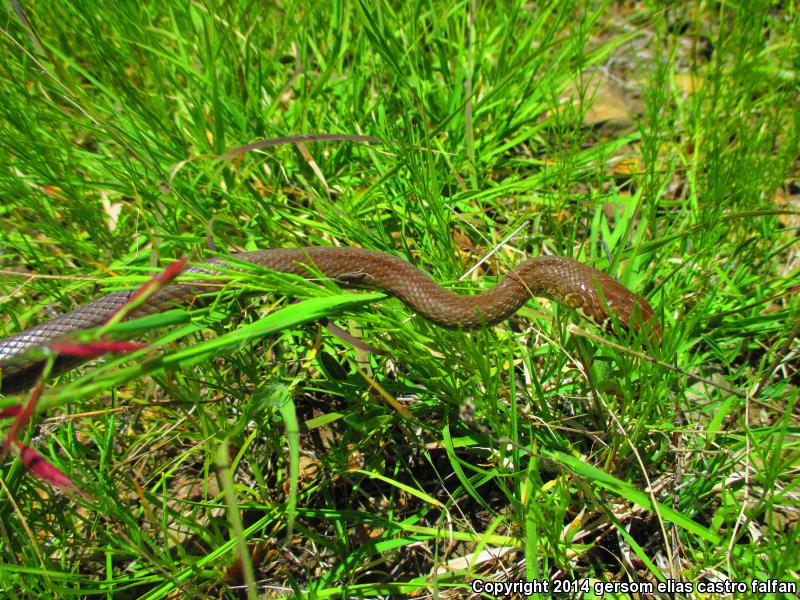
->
[0,247,660,393]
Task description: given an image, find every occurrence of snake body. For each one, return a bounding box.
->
[0,247,659,393]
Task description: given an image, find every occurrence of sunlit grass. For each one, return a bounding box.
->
[0,0,798,597]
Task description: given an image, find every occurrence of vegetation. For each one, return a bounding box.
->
[0,0,797,597]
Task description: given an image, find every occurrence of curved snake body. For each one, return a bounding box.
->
[0,247,659,393]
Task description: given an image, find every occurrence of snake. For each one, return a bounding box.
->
[0,247,660,393]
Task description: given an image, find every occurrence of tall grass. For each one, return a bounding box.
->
[0,0,797,597]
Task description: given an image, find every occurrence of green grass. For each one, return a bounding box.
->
[1,0,798,597]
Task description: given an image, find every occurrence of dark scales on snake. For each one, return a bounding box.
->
[0,247,660,393]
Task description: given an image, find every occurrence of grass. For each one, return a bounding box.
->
[0,0,798,597]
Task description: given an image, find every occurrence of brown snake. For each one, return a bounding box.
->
[0,247,660,393]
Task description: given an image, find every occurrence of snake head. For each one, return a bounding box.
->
[596,276,662,344]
